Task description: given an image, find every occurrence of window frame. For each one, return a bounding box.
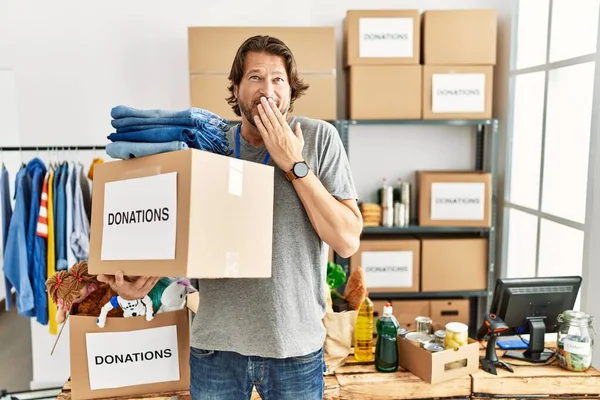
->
[501,0,600,314]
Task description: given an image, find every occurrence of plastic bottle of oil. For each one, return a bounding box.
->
[354,296,374,361]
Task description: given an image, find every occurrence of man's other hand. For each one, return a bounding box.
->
[97,271,160,300]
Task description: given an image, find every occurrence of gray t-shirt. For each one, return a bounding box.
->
[190,115,358,358]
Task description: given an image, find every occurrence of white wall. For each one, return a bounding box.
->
[0,0,506,389]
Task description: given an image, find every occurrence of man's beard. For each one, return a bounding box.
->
[240,97,289,127]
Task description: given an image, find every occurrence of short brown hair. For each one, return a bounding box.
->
[227,35,309,116]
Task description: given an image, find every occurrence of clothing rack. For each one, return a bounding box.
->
[0,146,106,151]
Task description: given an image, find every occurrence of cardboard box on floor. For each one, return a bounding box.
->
[398,336,479,384]
[417,170,492,227]
[349,239,420,293]
[69,309,190,400]
[88,149,274,278]
[188,27,337,121]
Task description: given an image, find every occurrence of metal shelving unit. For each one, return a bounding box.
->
[332,118,499,336]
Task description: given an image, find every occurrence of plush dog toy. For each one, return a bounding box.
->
[97,295,154,328]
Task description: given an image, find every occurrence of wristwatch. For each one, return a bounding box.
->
[285,160,311,181]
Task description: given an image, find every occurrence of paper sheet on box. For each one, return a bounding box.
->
[85,325,180,390]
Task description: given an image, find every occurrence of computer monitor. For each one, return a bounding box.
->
[488,275,582,363]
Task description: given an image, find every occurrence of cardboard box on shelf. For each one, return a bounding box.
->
[372,299,430,333]
[88,149,274,278]
[349,239,420,293]
[188,27,337,121]
[422,65,494,120]
[417,170,492,227]
[69,309,190,400]
[430,299,470,331]
[421,238,488,292]
[344,10,420,66]
[423,9,497,65]
[398,336,479,384]
[348,65,421,119]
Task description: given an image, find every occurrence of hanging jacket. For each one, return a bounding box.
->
[1,166,13,310]
[71,164,90,261]
[26,158,47,325]
[65,162,77,268]
[3,166,35,317]
[54,163,68,271]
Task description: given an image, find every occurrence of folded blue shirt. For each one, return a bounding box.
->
[106,141,189,160]
[107,126,232,156]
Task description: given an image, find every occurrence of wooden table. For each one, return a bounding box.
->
[56,354,600,400]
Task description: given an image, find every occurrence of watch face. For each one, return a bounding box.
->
[293,162,309,177]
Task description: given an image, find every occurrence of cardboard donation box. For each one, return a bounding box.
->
[422,9,497,65]
[417,171,491,227]
[88,149,274,278]
[69,309,190,400]
[423,65,494,120]
[398,337,479,384]
[350,239,420,293]
[344,10,420,65]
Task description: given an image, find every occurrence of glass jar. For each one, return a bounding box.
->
[556,310,596,372]
[444,322,469,350]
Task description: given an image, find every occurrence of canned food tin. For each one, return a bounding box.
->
[434,330,446,342]
[405,331,431,344]
[423,342,445,352]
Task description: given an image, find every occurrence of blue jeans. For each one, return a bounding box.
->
[189,347,325,400]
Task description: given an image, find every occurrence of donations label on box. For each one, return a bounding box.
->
[359,17,414,58]
[101,172,178,261]
[362,250,413,288]
[85,325,180,390]
[430,182,485,221]
[431,73,486,113]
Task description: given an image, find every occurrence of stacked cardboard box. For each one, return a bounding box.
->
[344,10,422,119]
[422,10,497,119]
[188,27,337,121]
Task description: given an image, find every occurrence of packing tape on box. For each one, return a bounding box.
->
[228,158,244,197]
[225,251,240,277]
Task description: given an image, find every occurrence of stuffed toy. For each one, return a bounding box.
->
[96,295,154,328]
[157,279,196,313]
[45,260,122,323]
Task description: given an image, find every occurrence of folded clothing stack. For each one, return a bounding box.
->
[106,105,233,160]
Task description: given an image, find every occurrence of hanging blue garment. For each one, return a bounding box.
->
[3,167,35,317]
[1,166,13,310]
[26,158,48,325]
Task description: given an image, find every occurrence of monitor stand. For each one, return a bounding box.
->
[504,316,554,363]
